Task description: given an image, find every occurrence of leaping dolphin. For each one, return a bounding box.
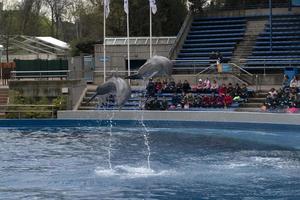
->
[87,76,131,108]
[125,55,173,80]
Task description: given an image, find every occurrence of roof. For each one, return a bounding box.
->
[36,37,69,49]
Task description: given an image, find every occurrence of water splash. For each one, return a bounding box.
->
[139,110,151,170]
[107,111,115,170]
[95,165,176,179]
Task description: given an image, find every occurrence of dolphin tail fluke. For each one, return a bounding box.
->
[87,93,98,104]
[125,73,142,80]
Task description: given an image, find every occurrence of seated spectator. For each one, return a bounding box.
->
[161,79,168,93]
[214,95,224,108]
[224,95,233,107]
[182,80,191,93]
[193,94,202,107]
[146,79,156,97]
[282,74,290,91]
[268,88,278,99]
[203,78,211,92]
[184,93,194,107]
[201,95,211,107]
[196,79,205,93]
[160,97,168,110]
[240,84,249,101]
[168,79,176,93]
[155,79,163,93]
[176,80,183,93]
[233,83,242,97]
[218,83,227,96]
[211,80,219,93]
[171,93,181,107]
[290,76,298,88]
[227,83,234,97]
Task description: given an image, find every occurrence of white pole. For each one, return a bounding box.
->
[103,4,106,82]
[127,8,130,78]
[149,6,152,58]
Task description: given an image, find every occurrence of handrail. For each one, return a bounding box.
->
[11,70,70,79]
[228,63,253,76]
[172,59,216,63]
[240,58,300,61]
[196,64,216,75]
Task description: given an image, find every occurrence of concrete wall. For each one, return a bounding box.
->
[58,110,300,125]
[9,80,86,109]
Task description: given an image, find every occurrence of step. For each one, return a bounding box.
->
[240,102,262,108]
[248,98,265,103]
[235,107,261,112]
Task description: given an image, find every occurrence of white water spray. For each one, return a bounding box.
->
[137,83,152,170]
[107,111,115,170]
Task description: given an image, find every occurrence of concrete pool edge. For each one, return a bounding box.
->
[57,110,300,126]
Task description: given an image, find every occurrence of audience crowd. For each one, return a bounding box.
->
[144,78,251,110]
[262,75,300,112]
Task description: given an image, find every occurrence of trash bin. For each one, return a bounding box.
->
[284,68,298,81]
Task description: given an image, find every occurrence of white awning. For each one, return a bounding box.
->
[36,37,69,49]
[0,45,3,50]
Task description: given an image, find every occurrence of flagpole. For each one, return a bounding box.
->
[149,4,152,58]
[103,2,106,82]
[127,6,130,78]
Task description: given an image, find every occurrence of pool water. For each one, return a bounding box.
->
[0,125,299,199]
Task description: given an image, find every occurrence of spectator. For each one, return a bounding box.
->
[146,79,156,97]
[203,77,211,92]
[171,93,181,107]
[160,97,168,110]
[161,79,168,93]
[168,79,176,93]
[282,74,290,91]
[240,84,249,101]
[196,79,205,93]
[155,79,163,93]
[216,51,223,64]
[218,83,227,96]
[233,83,242,97]
[268,88,278,99]
[182,80,191,93]
[224,95,233,107]
[176,80,183,93]
[290,76,298,90]
[211,79,219,93]
[209,51,217,64]
[184,93,194,107]
[227,83,234,97]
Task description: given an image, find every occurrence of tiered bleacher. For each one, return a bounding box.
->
[245,15,300,69]
[174,16,246,72]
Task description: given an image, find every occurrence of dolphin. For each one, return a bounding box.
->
[87,76,131,108]
[125,55,173,80]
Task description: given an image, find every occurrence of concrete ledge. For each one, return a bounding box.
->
[58,110,300,126]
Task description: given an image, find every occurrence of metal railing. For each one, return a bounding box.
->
[10,70,70,80]
[0,104,56,119]
[105,37,176,46]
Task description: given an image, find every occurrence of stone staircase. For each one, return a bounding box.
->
[231,18,268,67]
[236,90,267,112]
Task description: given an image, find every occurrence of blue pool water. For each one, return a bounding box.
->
[0,122,300,199]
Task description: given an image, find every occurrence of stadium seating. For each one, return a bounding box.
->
[244,15,300,69]
[174,16,246,71]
